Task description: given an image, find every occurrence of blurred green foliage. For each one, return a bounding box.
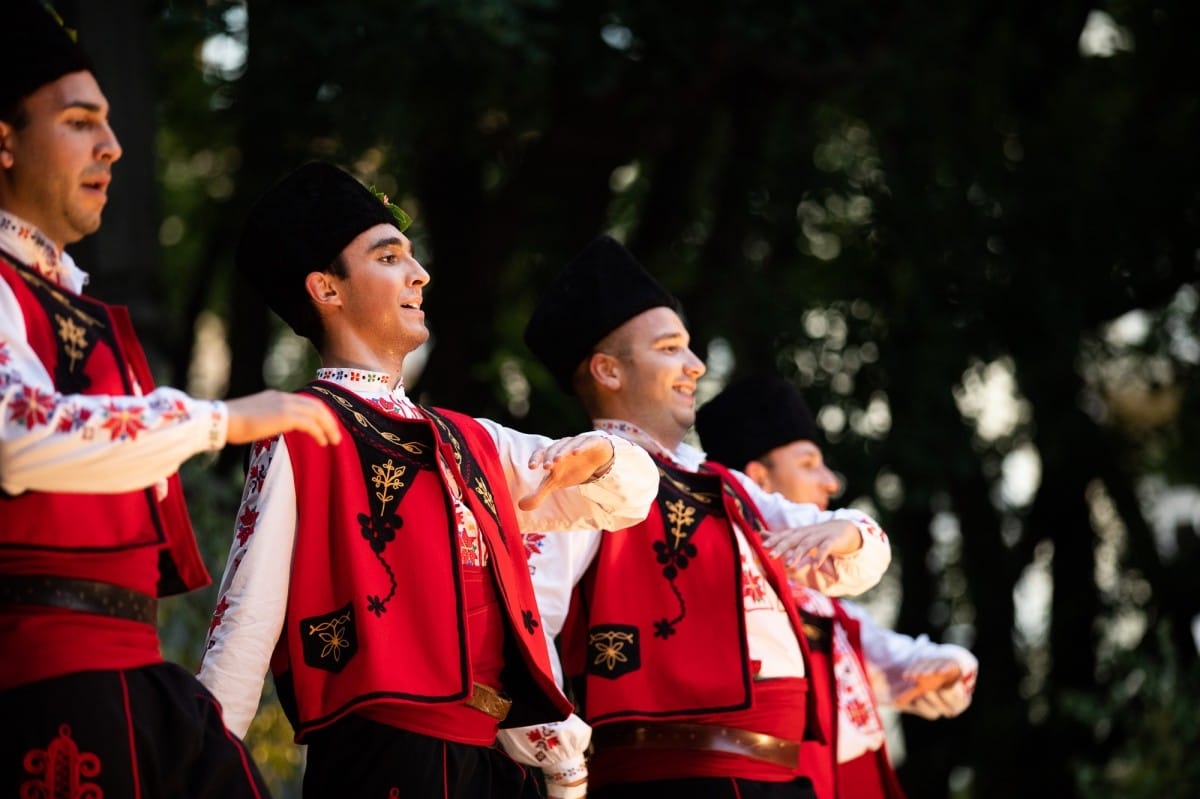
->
[103,2,1200,797]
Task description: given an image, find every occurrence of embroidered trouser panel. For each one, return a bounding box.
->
[0,663,269,799]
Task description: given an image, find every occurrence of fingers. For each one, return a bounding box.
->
[895,662,965,710]
[518,472,558,511]
[520,437,614,510]
[225,391,343,446]
[529,435,610,471]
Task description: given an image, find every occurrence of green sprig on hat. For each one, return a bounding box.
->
[367,185,412,233]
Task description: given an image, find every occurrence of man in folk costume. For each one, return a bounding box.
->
[196,163,659,797]
[696,373,979,799]
[498,235,892,799]
[0,3,343,797]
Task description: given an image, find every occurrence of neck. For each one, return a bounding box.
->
[320,353,406,390]
[0,206,65,255]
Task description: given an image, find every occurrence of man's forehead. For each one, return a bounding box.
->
[33,70,106,113]
[626,305,688,340]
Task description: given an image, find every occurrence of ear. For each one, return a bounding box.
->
[0,121,14,169]
[588,351,622,392]
[305,271,341,309]
[743,460,772,492]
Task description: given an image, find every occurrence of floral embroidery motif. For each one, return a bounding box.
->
[523,533,547,574]
[54,403,92,433]
[522,609,539,635]
[100,402,147,441]
[299,602,358,673]
[54,313,89,374]
[524,726,562,762]
[20,724,103,799]
[315,367,392,386]
[473,476,497,519]
[359,457,407,616]
[655,499,698,580]
[370,458,407,507]
[591,628,635,671]
[151,396,190,423]
[649,463,715,639]
[0,212,64,285]
[311,610,354,662]
[206,595,230,647]
[587,625,640,677]
[235,507,259,546]
[741,553,768,603]
[8,385,55,428]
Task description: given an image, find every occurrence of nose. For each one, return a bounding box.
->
[683,348,706,378]
[818,465,841,496]
[97,121,122,164]
[409,259,430,288]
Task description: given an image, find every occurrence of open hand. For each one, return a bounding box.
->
[225,390,342,446]
[893,658,963,707]
[762,519,863,572]
[518,435,615,510]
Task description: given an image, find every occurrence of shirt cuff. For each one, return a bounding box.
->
[544,754,588,799]
[207,401,230,451]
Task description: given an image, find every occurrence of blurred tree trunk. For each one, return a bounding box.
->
[68,1,171,378]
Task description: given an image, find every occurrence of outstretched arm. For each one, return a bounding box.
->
[0,282,340,495]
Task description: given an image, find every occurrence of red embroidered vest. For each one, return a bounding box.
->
[797,608,838,797]
[561,456,815,729]
[0,253,207,596]
[276,382,571,740]
[833,604,907,799]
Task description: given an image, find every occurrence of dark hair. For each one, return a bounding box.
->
[0,100,30,129]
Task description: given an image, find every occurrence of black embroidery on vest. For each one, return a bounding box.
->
[522,609,539,635]
[299,602,358,673]
[423,408,504,539]
[723,484,766,535]
[16,265,111,394]
[20,724,102,797]
[306,383,436,616]
[586,624,640,679]
[650,460,724,639]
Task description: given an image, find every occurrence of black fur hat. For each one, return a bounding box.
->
[235,161,402,341]
[524,235,680,394]
[696,373,822,469]
[0,2,94,117]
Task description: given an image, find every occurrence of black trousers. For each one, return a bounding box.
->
[592,776,818,799]
[302,714,544,799]
[0,662,271,798]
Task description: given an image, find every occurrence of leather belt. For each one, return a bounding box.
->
[593,722,800,770]
[0,574,157,625]
[464,682,512,721]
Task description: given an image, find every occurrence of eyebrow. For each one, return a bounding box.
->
[368,236,408,253]
[651,331,689,345]
[60,100,105,114]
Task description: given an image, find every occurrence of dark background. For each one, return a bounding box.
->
[54,1,1200,796]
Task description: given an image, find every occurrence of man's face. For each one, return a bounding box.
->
[602,305,706,447]
[0,71,122,248]
[326,223,430,356]
[756,439,840,509]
